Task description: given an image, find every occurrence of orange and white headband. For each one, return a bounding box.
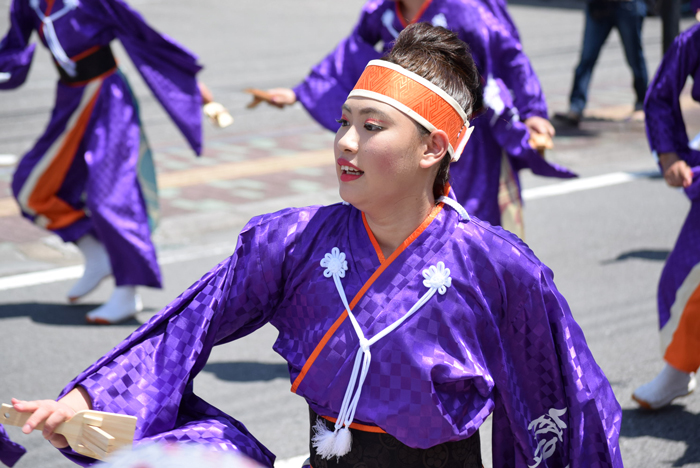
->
[349,60,473,162]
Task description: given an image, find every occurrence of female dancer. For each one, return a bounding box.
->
[1,0,204,324]
[632,21,700,409]
[255,0,571,235]
[10,24,621,468]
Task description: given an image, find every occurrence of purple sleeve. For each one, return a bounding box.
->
[0,425,26,468]
[54,213,301,467]
[293,5,382,131]
[86,0,202,154]
[484,77,576,179]
[0,0,36,90]
[489,264,622,467]
[644,23,700,160]
[460,6,547,121]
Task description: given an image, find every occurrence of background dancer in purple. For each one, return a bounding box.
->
[632,19,700,410]
[250,0,574,236]
[0,0,204,324]
[9,24,621,468]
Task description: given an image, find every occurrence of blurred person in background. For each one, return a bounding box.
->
[632,10,700,410]
[556,0,649,126]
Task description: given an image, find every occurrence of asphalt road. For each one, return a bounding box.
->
[1,0,699,467]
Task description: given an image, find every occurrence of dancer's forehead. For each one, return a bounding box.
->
[342,99,397,122]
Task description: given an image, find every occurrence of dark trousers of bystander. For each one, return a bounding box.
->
[569,0,649,114]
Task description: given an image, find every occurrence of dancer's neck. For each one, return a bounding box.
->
[397,0,428,23]
[364,194,435,260]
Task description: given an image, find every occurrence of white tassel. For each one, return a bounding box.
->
[333,427,353,457]
[312,419,353,460]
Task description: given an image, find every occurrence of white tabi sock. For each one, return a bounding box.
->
[632,363,697,409]
[67,234,112,302]
[86,286,142,325]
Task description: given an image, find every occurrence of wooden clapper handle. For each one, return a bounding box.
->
[244,88,275,109]
[1,403,136,460]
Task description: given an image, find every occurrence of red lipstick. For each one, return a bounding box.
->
[338,158,364,182]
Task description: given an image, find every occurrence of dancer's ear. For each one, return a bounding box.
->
[419,129,449,169]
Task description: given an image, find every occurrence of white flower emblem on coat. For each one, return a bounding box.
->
[422,261,452,295]
[320,247,348,278]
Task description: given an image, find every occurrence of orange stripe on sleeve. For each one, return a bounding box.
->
[290,203,444,393]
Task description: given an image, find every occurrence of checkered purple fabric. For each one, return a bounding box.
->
[645,22,700,165]
[0,424,26,467]
[58,203,621,467]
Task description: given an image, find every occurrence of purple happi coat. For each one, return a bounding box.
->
[56,200,622,467]
[0,0,202,288]
[644,22,700,372]
[292,0,571,226]
[480,0,521,41]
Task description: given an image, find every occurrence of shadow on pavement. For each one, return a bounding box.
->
[203,361,289,383]
[621,406,700,466]
[602,249,670,264]
[508,0,585,11]
[0,302,142,327]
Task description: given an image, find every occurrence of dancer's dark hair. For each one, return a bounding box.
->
[384,23,481,199]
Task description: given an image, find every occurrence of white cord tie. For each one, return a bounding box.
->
[437,195,471,222]
[313,249,452,460]
[30,0,80,77]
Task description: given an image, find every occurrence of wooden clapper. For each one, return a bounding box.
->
[244,88,276,109]
[1,403,136,461]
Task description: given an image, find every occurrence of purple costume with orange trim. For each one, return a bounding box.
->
[644,22,700,374]
[291,0,574,227]
[54,201,622,467]
[0,0,202,288]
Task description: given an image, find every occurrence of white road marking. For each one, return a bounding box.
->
[0,170,659,292]
[0,154,18,166]
[0,243,236,292]
[522,170,657,200]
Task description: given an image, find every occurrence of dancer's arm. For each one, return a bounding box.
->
[91,0,203,154]
[483,76,575,178]
[489,263,622,467]
[645,24,700,160]
[0,0,36,89]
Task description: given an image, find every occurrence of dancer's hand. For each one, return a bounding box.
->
[524,116,555,138]
[265,88,297,108]
[660,152,693,188]
[11,388,91,449]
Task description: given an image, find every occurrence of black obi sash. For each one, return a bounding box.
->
[56,45,116,84]
[307,407,482,468]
